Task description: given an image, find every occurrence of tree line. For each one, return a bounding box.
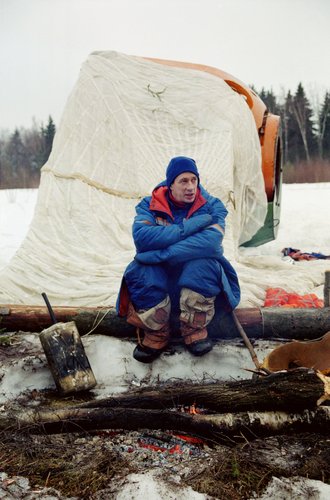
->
[257,83,330,182]
[258,83,330,163]
[0,83,329,188]
[0,116,56,189]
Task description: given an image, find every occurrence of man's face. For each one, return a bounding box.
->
[170,172,198,203]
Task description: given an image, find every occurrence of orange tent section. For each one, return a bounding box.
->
[146,56,281,203]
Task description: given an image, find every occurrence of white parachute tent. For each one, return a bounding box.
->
[0,51,327,307]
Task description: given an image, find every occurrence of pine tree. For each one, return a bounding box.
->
[22,123,45,173]
[41,116,56,164]
[258,88,279,114]
[319,91,330,159]
[6,129,27,179]
[283,90,300,164]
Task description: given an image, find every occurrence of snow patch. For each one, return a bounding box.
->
[253,476,330,500]
[114,471,208,500]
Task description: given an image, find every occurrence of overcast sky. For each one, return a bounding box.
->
[1,0,329,130]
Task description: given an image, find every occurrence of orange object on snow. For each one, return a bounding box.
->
[261,331,330,372]
[264,287,324,308]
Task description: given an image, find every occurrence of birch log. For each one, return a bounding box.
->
[1,406,330,441]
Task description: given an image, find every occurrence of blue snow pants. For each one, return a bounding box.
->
[124,258,223,312]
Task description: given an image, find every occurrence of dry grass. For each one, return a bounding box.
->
[185,451,272,499]
[0,170,40,189]
[284,159,330,183]
[185,433,330,499]
[0,430,134,498]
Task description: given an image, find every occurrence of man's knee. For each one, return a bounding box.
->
[179,287,215,353]
[124,260,168,310]
[180,288,216,327]
[178,258,222,297]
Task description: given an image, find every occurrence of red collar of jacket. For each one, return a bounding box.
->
[149,185,207,220]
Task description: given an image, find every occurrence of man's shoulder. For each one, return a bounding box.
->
[136,182,166,210]
[198,186,228,219]
[136,195,152,210]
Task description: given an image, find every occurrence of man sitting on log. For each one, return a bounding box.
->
[117,156,240,363]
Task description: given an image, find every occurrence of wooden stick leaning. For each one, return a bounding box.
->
[231,310,265,372]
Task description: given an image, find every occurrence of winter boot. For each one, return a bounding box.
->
[180,288,215,356]
[126,296,171,363]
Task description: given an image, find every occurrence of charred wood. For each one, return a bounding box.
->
[1,406,330,442]
[77,369,328,413]
[1,369,329,441]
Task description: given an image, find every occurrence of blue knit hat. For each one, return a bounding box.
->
[166,156,200,187]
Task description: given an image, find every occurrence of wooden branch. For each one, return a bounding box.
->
[1,304,330,340]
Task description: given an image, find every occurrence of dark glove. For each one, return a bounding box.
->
[180,214,212,238]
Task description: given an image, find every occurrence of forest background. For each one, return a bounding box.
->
[0,82,329,189]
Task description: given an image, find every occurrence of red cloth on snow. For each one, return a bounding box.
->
[264,287,324,308]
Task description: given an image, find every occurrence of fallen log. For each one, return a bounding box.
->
[1,369,329,440]
[78,369,329,413]
[1,304,330,340]
[2,405,330,441]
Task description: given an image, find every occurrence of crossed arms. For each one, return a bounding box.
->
[133,194,227,265]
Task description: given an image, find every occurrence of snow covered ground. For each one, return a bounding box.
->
[0,188,38,270]
[1,183,330,499]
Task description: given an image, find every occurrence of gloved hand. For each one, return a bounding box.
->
[180,214,212,238]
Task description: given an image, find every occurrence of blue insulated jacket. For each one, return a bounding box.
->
[117,183,240,316]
